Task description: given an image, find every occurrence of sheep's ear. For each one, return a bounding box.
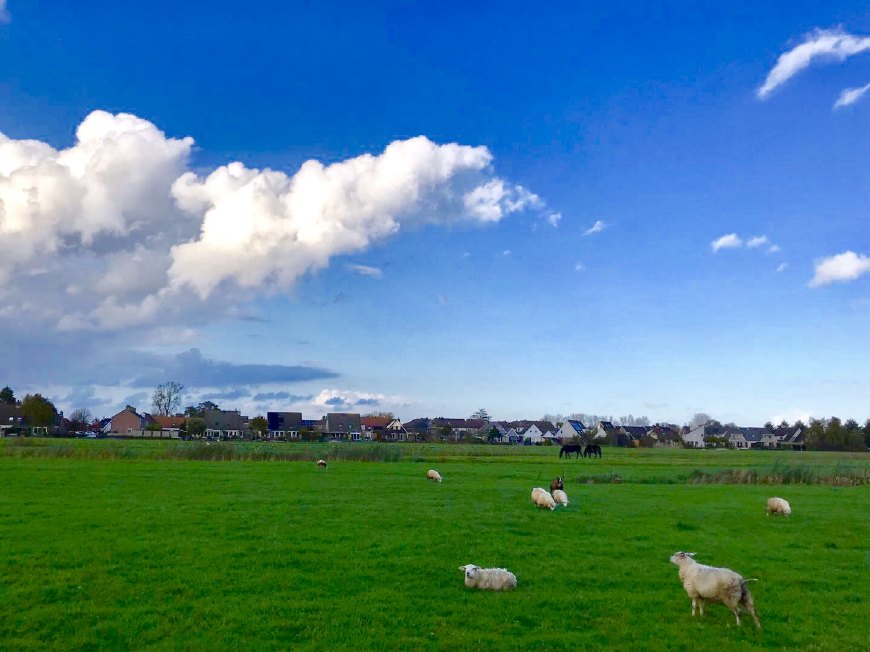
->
[687,552,696,557]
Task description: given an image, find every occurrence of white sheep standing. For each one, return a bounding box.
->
[530,487,556,510]
[552,489,569,507]
[459,564,517,591]
[426,469,443,483]
[316,459,327,469]
[766,496,791,516]
[670,552,761,628]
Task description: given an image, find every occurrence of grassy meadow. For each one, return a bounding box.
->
[0,441,868,650]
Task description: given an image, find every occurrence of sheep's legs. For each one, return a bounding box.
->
[745,605,761,629]
[743,591,762,629]
[697,599,705,616]
[750,610,761,629]
[691,598,697,616]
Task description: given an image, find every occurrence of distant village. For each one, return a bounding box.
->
[0,390,813,450]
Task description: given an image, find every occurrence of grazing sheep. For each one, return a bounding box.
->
[549,476,564,493]
[670,552,761,629]
[530,487,556,510]
[426,469,443,483]
[316,459,327,469]
[459,564,517,591]
[766,497,791,516]
[552,489,569,507]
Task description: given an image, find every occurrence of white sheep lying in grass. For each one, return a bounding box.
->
[530,487,556,510]
[426,469,443,483]
[670,552,761,628]
[552,489,569,507]
[459,564,517,591]
[766,496,791,516]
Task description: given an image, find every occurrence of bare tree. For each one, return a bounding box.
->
[152,381,185,416]
[69,407,93,432]
[617,414,650,426]
[541,413,565,425]
[690,412,712,427]
[471,408,490,421]
[363,411,395,419]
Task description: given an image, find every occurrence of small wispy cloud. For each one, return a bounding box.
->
[503,250,512,256]
[711,233,743,252]
[546,212,562,228]
[574,262,585,272]
[346,264,383,279]
[776,263,788,273]
[583,220,608,236]
[314,388,389,410]
[758,28,870,99]
[201,388,251,401]
[809,250,870,287]
[0,0,9,24]
[252,391,313,402]
[833,82,870,108]
[437,294,448,305]
[460,252,471,258]
[712,233,781,254]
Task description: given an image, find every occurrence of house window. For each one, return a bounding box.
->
[352,432,360,441]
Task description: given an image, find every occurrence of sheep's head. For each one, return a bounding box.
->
[669,551,696,566]
[459,564,480,580]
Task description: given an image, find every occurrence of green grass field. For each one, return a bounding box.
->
[1,442,868,650]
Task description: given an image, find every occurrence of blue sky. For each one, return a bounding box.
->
[0,1,868,425]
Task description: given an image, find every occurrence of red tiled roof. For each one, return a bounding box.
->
[361,416,391,428]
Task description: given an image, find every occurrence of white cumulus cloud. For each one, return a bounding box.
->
[711,233,743,252]
[0,111,549,329]
[169,137,539,298]
[0,110,193,284]
[809,251,870,287]
[758,28,870,99]
[747,235,769,248]
[833,82,870,108]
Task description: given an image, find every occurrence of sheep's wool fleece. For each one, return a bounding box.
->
[675,558,745,603]
[460,565,517,591]
[427,469,443,482]
[766,497,791,515]
[530,488,556,510]
[552,489,569,506]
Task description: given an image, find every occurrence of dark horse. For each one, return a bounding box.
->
[559,444,583,459]
[583,444,602,459]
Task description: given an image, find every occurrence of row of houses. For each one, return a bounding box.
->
[101,406,808,450]
[102,407,372,440]
[682,423,806,450]
[4,402,807,451]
